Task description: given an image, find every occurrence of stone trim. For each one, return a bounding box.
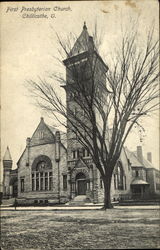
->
[71,168,90,181]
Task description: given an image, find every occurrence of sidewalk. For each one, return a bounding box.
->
[1,205,102,211]
[1,204,159,211]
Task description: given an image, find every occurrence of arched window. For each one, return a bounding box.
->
[31,155,52,192]
[114,162,125,190]
[117,164,123,190]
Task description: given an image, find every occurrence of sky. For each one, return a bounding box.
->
[1,0,159,173]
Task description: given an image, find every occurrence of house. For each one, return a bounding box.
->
[125,146,160,200]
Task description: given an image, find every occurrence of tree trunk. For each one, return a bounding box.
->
[103,174,113,209]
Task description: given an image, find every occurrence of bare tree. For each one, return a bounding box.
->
[27,22,159,209]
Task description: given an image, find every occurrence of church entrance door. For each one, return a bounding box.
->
[78,180,87,195]
[76,172,87,195]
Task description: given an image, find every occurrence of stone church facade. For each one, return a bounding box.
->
[2,117,132,204]
[2,118,160,204]
[2,24,160,204]
[3,118,69,204]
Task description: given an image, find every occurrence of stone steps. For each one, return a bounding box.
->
[67,195,90,205]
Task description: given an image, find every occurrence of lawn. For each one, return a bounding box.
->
[1,206,160,249]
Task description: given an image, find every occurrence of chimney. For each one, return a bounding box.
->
[137,146,143,165]
[147,152,152,163]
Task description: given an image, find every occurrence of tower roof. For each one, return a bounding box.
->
[3,146,12,161]
[69,22,93,57]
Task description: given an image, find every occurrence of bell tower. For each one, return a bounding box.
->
[63,23,108,163]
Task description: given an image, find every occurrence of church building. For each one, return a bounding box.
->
[2,23,160,204]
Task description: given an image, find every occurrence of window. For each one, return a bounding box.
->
[135,170,139,177]
[45,172,48,191]
[83,148,85,157]
[87,149,90,157]
[21,179,24,192]
[31,155,52,192]
[114,163,124,190]
[100,176,103,188]
[36,173,39,191]
[63,175,67,190]
[81,148,90,158]
[49,172,53,190]
[73,150,76,159]
[117,165,124,190]
[73,149,87,159]
[77,149,80,158]
[38,131,44,139]
[40,172,43,190]
[114,174,117,189]
[32,174,34,191]
[124,176,127,190]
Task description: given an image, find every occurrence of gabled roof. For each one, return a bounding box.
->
[3,146,12,161]
[125,148,143,167]
[134,151,154,169]
[125,147,157,170]
[29,117,55,146]
[17,118,67,165]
